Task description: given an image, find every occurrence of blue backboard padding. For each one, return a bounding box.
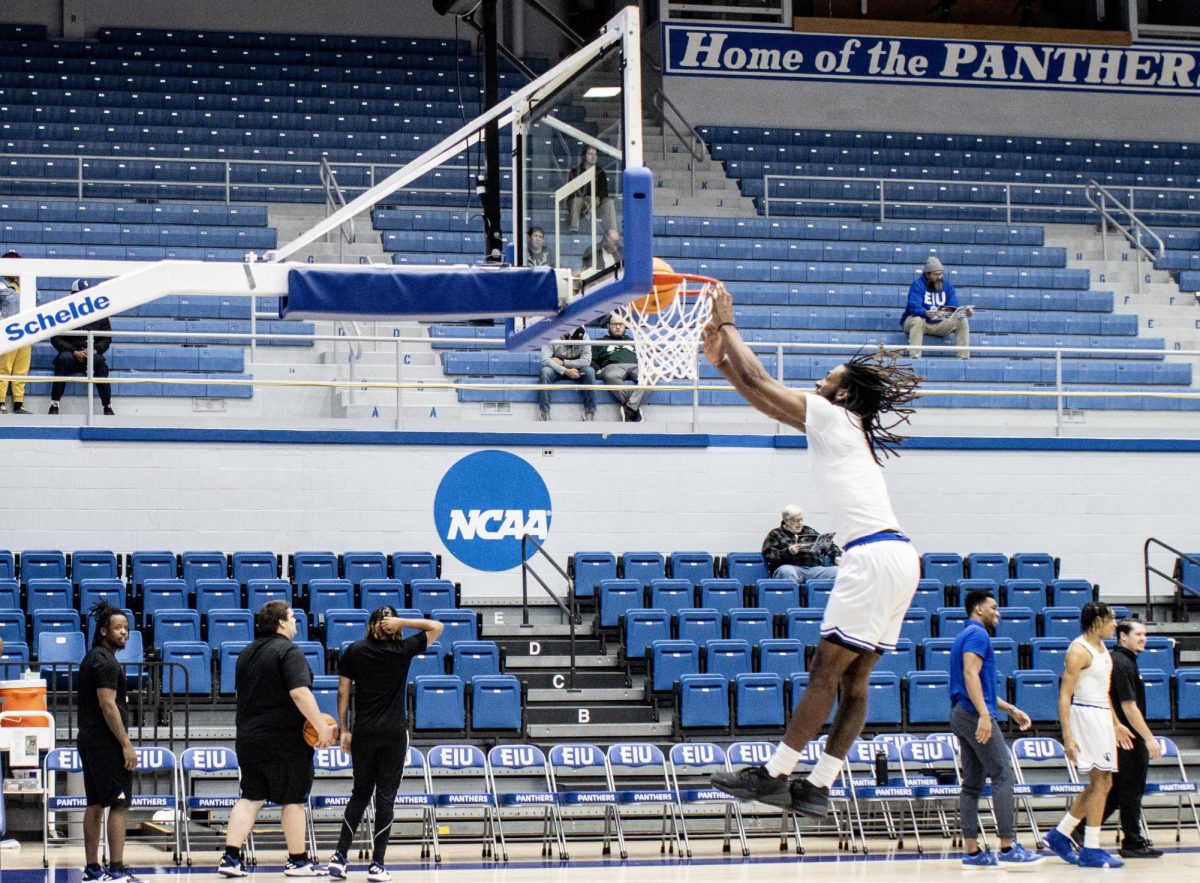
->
[280,266,560,320]
[505,166,654,351]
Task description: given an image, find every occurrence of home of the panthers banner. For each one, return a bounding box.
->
[663,24,1200,96]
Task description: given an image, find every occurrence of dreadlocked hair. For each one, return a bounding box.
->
[838,348,923,465]
[88,600,126,647]
[367,606,398,641]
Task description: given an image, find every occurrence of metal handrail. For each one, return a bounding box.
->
[319,157,357,249]
[520,533,579,691]
[1084,179,1166,265]
[1143,537,1200,624]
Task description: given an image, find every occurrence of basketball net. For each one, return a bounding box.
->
[615,272,717,388]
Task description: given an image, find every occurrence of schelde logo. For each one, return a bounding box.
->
[433,450,552,572]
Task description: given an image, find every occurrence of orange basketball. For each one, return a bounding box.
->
[302,713,339,748]
[629,257,679,315]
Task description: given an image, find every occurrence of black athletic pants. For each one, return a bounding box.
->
[335,732,408,863]
[1103,737,1151,846]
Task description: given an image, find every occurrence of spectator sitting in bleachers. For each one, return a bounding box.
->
[592,313,645,423]
[761,504,840,585]
[0,251,32,414]
[538,326,596,422]
[901,256,973,359]
[567,145,617,234]
[48,280,115,416]
[525,226,550,268]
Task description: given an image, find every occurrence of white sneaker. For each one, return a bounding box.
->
[367,863,390,883]
[283,857,327,877]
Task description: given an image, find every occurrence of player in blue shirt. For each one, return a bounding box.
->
[950,589,1041,868]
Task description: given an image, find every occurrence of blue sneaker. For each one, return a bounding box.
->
[997,842,1044,866]
[1077,847,1124,869]
[83,865,106,881]
[326,852,347,880]
[961,848,998,869]
[1043,829,1079,865]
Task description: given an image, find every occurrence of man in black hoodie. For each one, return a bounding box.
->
[49,278,114,415]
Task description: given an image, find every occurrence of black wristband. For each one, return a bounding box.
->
[716,322,735,332]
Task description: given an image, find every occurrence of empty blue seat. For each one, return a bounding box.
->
[20,550,67,585]
[79,578,127,613]
[312,675,340,718]
[295,640,325,676]
[1004,579,1047,609]
[922,552,964,586]
[649,639,700,693]
[152,609,201,650]
[1050,579,1092,608]
[967,552,1009,583]
[757,638,804,677]
[194,579,241,616]
[995,606,1036,645]
[1139,637,1175,673]
[308,579,355,623]
[27,579,73,613]
[570,551,617,600]
[0,580,17,611]
[910,579,945,616]
[410,579,457,615]
[342,551,388,588]
[431,609,478,647]
[935,607,968,638]
[900,607,932,644]
[734,672,785,728]
[866,671,902,724]
[360,579,405,611]
[670,551,715,587]
[727,607,772,644]
[1041,606,1080,639]
[37,630,85,686]
[218,641,249,694]
[160,641,212,695]
[0,551,13,582]
[921,637,954,673]
[407,645,448,683]
[32,610,81,649]
[206,609,254,651]
[130,551,177,592]
[451,640,501,683]
[992,637,1019,678]
[245,578,292,610]
[1013,669,1060,722]
[597,579,644,629]
[1140,668,1170,721]
[676,607,722,646]
[875,639,916,677]
[907,670,951,724]
[805,579,835,609]
[1030,637,1071,674]
[71,550,119,587]
[785,607,824,645]
[704,639,753,681]
[390,551,439,586]
[623,608,670,662]
[754,579,800,616]
[1012,553,1056,583]
[698,579,743,613]
[790,672,836,722]
[412,674,466,731]
[0,611,24,647]
[292,551,339,596]
[181,551,228,593]
[325,609,368,651]
[1,640,30,678]
[470,674,522,730]
[231,551,278,586]
[622,551,666,586]
[725,552,768,586]
[1175,667,1200,720]
[142,579,189,624]
[678,673,730,730]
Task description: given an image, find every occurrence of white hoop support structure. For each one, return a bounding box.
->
[615,271,718,387]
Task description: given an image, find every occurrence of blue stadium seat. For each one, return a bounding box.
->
[141,579,189,625]
[27,579,73,613]
[597,579,644,629]
[407,645,448,683]
[431,609,478,647]
[470,674,522,731]
[1012,553,1056,583]
[194,579,241,617]
[325,609,368,651]
[0,580,17,611]
[790,672,836,722]
[308,579,355,624]
[0,552,13,582]
[1050,579,1093,609]
[623,609,671,662]
[1012,669,1060,722]
[410,579,457,615]
[32,610,81,650]
[785,607,825,645]
[757,638,805,677]
[647,579,694,617]
[921,637,954,673]
[649,639,700,693]
[391,551,439,586]
[160,641,212,695]
[245,578,292,610]
[219,641,249,694]
[727,608,772,644]
[935,607,968,638]
[231,551,278,586]
[451,640,501,683]
[0,611,24,648]
[130,551,177,593]
[342,551,388,588]
[622,551,666,587]
[1030,637,1071,674]
[995,607,1036,645]
[360,579,406,611]
[292,551,339,597]
[206,610,253,651]
[71,550,119,587]
[37,630,85,687]
[922,552,964,586]
[20,550,67,585]
[676,608,722,646]
[412,674,466,731]
[1041,606,1080,639]
[1140,668,1170,721]
[678,673,730,731]
[966,553,1009,583]
[152,609,201,651]
[875,639,916,677]
[866,671,902,725]
[910,579,945,616]
[992,637,1019,678]
[1139,637,1175,673]
[295,640,326,676]
[805,579,835,609]
[734,673,786,729]
[569,552,617,600]
[704,639,753,681]
[181,551,228,593]
[906,670,951,724]
[754,579,800,616]
[698,579,744,614]
[953,578,998,608]
[725,552,768,586]
[1,640,30,678]
[1175,668,1200,720]
[901,607,933,644]
[79,578,127,613]
[1004,579,1047,609]
[312,675,340,718]
[670,551,715,587]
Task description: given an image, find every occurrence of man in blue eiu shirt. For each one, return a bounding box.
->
[901,256,972,358]
[950,589,1043,868]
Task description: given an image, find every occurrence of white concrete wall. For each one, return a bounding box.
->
[3,434,1195,600]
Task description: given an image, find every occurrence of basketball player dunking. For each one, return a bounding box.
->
[702,284,923,816]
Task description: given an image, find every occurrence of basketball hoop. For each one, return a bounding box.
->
[615,270,719,388]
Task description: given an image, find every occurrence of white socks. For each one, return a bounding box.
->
[1056,812,1082,838]
[765,742,801,778]
[1083,827,1101,849]
[807,752,844,788]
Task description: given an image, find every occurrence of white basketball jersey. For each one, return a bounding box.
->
[1069,636,1112,707]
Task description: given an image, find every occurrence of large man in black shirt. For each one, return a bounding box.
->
[326,607,443,883]
[218,601,335,878]
[78,602,139,883]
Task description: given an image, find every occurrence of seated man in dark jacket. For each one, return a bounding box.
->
[761,504,840,585]
[49,279,114,416]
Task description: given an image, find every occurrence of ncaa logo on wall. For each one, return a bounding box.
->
[433,451,552,571]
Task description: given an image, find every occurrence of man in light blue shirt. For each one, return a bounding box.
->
[950,588,1040,868]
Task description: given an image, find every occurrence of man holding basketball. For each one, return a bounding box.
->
[703,284,923,817]
[218,601,335,878]
[327,608,443,883]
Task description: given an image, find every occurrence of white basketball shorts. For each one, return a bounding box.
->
[1068,703,1118,773]
[820,538,920,653]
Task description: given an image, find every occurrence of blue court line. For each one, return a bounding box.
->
[2,426,1200,454]
[8,845,1200,880]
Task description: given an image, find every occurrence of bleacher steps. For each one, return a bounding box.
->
[494,637,605,657]
[519,670,631,690]
[500,653,619,669]
[526,686,645,702]
[527,721,674,739]
[525,703,658,725]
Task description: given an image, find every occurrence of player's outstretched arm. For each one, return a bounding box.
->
[702,284,808,431]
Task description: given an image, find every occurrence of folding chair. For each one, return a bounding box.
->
[1143,736,1200,843]
[1010,736,1083,847]
[666,742,748,857]
[726,740,805,854]
[841,738,921,853]
[392,745,440,862]
[897,738,959,844]
[605,743,684,858]
[548,743,626,858]
[426,744,500,860]
[306,746,362,858]
[487,744,566,861]
[179,746,258,867]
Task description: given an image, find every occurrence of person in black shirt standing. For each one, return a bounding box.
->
[326,607,443,883]
[1082,619,1165,858]
[218,601,335,878]
[78,602,139,883]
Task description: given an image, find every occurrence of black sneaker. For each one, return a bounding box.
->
[12,403,29,414]
[1118,842,1163,859]
[217,854,249,878]
[710,765,791,808]
[48,402,59,415]
[103,404,116,416]
[625,406,643,423]
[787,777,831,817]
